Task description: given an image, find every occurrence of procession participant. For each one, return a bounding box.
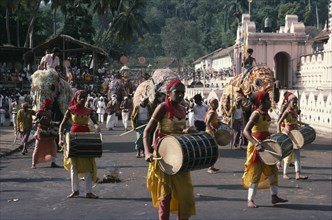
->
[58,90,101,199]
[240,48,256,83]
[17,102,35,155]
[277,94,308,180]
[44,47,61,70]
[242,91,288,208]
[205,98,220,174]
[31,99,60,169]
[143,79,196,220]
[38,49,50,70]
[131,96,152,158]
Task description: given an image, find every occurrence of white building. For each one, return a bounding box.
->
[190,1,332,132]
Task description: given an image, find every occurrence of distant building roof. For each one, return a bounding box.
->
[23,34,108,62]
[311,29,331,43]
[192,46,234,65]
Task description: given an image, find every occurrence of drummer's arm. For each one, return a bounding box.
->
[277,111,287,133]
[58,110,70,145]
[143,104,166,162]
[243,112,262,151]
[90,110,100,132]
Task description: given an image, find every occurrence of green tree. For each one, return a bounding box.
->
[223,0,248,31]
[161,18,200,72]
[0,0,19,45]
[93,0,148,51]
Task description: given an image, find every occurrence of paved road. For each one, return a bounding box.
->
[0,123,331,220]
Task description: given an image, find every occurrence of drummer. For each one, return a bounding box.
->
[277,93,308,180]
[143,79,197,220]
[242,91,288,208]
[205,98,220,174]
[58,90,101,199]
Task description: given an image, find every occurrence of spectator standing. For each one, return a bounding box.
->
[17,102,35,154]
[205,98,220,174]
[231,96,245,149]
[105,94,118,131]
[119,96,131,131]
[131,96,152,158]
[96,96,106,124]
[193,94,208,131]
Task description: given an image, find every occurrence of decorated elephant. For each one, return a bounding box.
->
[31,69,73,120]
[220,65,279,125]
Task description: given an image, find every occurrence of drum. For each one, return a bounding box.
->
[270,133,294,159]
[259,133,293,165]
[157,132,218,175]
[214,123,231,146]
[65,132,103,158]
[288,126,316,149]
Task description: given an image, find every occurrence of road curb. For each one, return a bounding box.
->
[0,139,35,158]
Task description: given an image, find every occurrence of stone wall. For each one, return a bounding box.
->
[185,87,332,133]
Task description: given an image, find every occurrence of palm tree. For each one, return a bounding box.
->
[93,0,148,50]
[223,0,248,31]
[0,0,19,45]
[20,0,41,48]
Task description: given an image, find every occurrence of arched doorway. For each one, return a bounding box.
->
[274,52,290,89]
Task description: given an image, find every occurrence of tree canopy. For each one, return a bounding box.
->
[0,0,329,69]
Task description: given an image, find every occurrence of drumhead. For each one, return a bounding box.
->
[259,140,282,165]
[288,130,304,149]
[215,129,231,146]
[158,136,183,175]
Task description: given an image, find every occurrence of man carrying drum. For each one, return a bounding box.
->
[277,93,308,180]
[242,91,288,208]
[59,90,101,199]
[143,78,197,220]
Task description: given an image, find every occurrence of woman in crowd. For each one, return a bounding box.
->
[59,90,100,199]
[242,91,288,208]
[143,79,196,220]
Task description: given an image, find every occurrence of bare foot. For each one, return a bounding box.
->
[248,200,258,208]
[283,174,290,180]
